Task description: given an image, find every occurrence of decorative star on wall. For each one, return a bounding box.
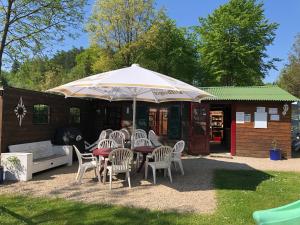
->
[14,97,27,127]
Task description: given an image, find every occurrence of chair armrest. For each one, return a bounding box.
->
[52,145,73,166]
[172,152,181,157]
[85,140,98,151]
[1,152,33,181]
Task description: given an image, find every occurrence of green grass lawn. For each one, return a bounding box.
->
[1,170,300,225]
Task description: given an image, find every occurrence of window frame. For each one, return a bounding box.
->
[69,107,81,124]
[32,104,50,125]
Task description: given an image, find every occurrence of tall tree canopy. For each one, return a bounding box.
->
[6,47,84,90]
[86,0,155,66]
[135,13,199,84]
[195,0,278,86]
[0,0,86,80]
[278,34,300,98]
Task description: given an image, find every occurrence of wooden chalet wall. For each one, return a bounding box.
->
[0,87,94,153]
[235,101,292,158]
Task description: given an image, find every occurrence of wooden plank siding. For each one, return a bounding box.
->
[0,87,95,153]
[235,101,292,158]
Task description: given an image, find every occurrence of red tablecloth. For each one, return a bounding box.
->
[93,148,112,157]
[133,146,154,154]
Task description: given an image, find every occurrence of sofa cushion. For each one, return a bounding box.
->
[9,140,54,160]
[33,154,66,162]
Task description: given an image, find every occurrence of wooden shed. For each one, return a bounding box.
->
[194,86,299,158]
[0,85,298,159]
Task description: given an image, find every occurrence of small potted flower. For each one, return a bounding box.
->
[270,138,281,160]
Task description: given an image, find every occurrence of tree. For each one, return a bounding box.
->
[7,47,84,90]
[278,34,300,97]
[135,14,199,84]
[86,0,155,66]
[0,0,86,81]
[195,0,278,86]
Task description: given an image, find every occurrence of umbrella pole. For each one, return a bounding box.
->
[131,95,137,149]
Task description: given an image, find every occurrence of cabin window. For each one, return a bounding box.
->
[33,104,50,124]
[69,107,81,124]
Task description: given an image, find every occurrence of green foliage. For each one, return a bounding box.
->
[1,170,300,225]
[0,0,87,79]
[277,34,300,98]
[135,13,199,84]
[86,0,155,66]
[195,0,278,86]
[6,48,84,90]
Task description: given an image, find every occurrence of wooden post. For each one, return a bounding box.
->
[231,103,236,156]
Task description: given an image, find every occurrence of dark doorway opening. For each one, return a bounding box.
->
[149,107,168,136]
[209,104,232,154]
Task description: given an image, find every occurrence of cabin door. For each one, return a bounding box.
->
[188,102,210,155]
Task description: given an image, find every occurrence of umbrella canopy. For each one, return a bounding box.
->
[47,64,213,147]
[48,64,212,103]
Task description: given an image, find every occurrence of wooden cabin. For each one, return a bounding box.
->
[0,85,298,158]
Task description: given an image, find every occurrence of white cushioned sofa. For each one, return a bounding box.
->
[1,140,72,181]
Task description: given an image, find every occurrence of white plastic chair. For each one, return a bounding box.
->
[172,140,185,175]
[135,129,147,138]
[105,129,113,138]
[73,145,100,183]
[120,128,130,141]
[148,130,162,147]
[109,131,125,148]
[145,146,173,184]
[103,148,133,190]
[84,130,107,151]
[134,138,152,168]
[97,139,118,177]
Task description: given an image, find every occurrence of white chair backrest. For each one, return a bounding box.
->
[136,129,147,136]
[151,146,173,163]
[173,140,185,153]
[133,130,147,140]
[108,148,133,171]
[109,131,125,147]
[120,128,130,140]
[73,145,83,166]
[99,130,107,141]
[148,130,162,146]
[98,139,118,149]
[134,138,152,147]
[105,129,113,138]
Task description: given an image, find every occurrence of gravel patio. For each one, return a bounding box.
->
[2,156,300,214]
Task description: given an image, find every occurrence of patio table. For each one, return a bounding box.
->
[134,146,155,173]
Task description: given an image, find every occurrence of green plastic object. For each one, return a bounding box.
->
[253,200,300,225]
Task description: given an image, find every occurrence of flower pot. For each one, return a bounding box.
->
[0,166,4,184]
[270,149,281,160]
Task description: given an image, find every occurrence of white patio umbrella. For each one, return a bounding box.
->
[47,64,213,146]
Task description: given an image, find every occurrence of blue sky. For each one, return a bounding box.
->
[57,0,300,83]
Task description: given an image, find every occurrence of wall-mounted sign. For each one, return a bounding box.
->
[236,112,245,124]
[14,97,27,127]
[270,114,280,121]
[256,107,266,113]
[268,108,278,114]
[254,112,267,128]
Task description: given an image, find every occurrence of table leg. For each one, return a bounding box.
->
[137,153,147,173]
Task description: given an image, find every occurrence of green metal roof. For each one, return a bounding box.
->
[201,85,299,101]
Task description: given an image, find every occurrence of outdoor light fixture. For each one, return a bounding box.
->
[282,103,289,116]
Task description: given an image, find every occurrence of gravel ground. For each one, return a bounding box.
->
[2,156,300,213]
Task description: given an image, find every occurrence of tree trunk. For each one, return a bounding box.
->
[0,0,14,79]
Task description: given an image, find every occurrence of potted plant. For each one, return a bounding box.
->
[270,138,281,160]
